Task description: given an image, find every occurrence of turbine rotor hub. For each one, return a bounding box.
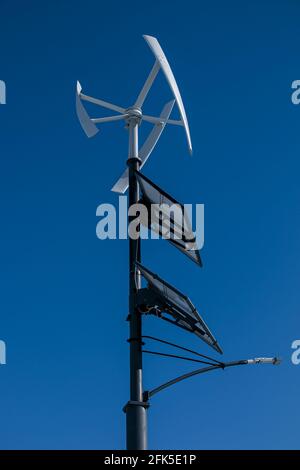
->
[126,107,142,124]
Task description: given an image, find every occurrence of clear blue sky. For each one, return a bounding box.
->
[0,0,299,450]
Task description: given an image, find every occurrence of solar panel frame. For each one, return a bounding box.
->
[136,170,193,236]
[136,262,222,354]
[135,171,202,267]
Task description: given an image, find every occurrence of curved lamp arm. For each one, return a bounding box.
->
[144,357,281,400]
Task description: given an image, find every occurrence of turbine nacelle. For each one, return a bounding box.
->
[124,107,142,120]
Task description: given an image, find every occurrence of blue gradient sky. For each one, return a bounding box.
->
[0,0,300,449]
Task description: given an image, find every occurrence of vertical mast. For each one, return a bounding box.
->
[125,111,148,450]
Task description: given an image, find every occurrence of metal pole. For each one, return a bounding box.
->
[125,115,148,450]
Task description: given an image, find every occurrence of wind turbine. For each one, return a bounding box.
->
[76,35,192,195]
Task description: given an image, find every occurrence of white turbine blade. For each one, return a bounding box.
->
[143,35,192,154]
[142,114,183,126]
[111,168,129,194]
[134,60,160,108]
[111,100,175,194]
[92,114,128,124]
[76,81,99,138]
[80,92,125,114]
[139,100,175,162]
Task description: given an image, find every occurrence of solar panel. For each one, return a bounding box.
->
[136,262,222,354]
[135,171,202,267]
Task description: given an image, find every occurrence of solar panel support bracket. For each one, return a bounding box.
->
[136,288,165,314]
